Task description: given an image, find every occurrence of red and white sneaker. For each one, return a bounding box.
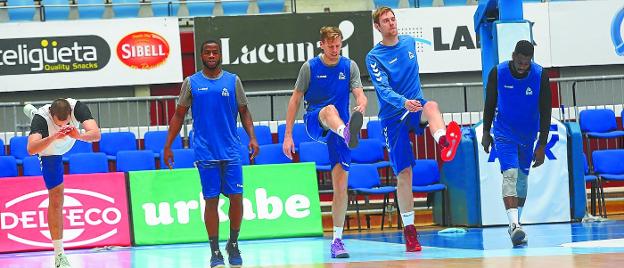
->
[403,224,422,252]
[440,121,461,162]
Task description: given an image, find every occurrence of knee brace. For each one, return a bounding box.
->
[502,168,518,197]
[516,171,528,199]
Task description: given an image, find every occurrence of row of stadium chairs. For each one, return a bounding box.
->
[0,0,285,21]
[373,0,570,9]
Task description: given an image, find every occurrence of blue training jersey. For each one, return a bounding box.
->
[188,70,241,162]
[493,61,543,144]
[305,56,351,122]
[366,35,424,120]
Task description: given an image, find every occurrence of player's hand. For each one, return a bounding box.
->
[353,105,366,115]
[163,147,174,169]
[66,126,80,140]
[481,131,493,153]
[282,136,296,160]
[249,138,260,160]
[404,100,423,112]
[532,145,546,168]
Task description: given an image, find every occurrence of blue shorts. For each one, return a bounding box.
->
[196,160,243,199]
[41,155,63,189]
[304,108,351,171]
[381,99,427,175]
[494,135,534,175]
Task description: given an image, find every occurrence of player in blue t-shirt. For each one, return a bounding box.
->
[482,40,552,247]
[164,40,260,268]
[283,26,368,259]
[366,7,461,252]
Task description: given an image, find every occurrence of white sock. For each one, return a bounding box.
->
[518,206,523,223]
[333,226,343,242]
[506,208,519,226]
[401,211,415,226]
[433,129,446,143]
[53,239,64,255]
[334,125,346,137]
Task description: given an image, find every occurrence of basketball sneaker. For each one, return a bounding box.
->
[403,225,422,252]
[226,240,242,267]
[330,238,349,258]
[23,103,37,120]
[344,111,363,148]
[54,253,71,268]
[210,250,225,268]
[440,121,461,162]
[509,223,527,247]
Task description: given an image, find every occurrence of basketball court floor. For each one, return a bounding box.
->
[2,219,623,267]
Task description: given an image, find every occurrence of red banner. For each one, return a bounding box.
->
[0,173,131,253]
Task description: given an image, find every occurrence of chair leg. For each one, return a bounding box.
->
[394,193,402,229]
[590,181,597,216]
[381,193,388,230]
[598,178,607,218]
[355,193,362,232]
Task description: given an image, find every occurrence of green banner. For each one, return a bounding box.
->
[128,163,322,245]
[194,11,373,81]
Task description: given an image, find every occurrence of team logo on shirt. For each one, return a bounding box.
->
[408,51,415,59]
[370,62,382,82]
[221,88,229,97]
[338,72,346,80]
[525,87,533,96]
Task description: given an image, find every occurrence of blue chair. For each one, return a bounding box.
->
[69,152,109,174]
[0,156,18,178]
[592,149,624,218]
[255,125,273,145]
[257,0,283,13]
[144,130,182,158]
[253,144,292,165]
[443,0,466,6]
[62,140,93,162]
[299,142,331,172]
[42,0,71,20]
[111,0,141,18]
[0,138,5,156]
[278,123,314,150]
[77,0,106,19]
[222,0,247,15]
[348,164,397,231]
[583,153,604,218]
[9,136,29,165]
[351,139,392,183]
[7,0,37,21]
[116,150,156,172]
[160,148,195,169]
[186,0,214,17]
[151,0,179,16]
[366,120,385,146]
[22,156,42,176]
[413,0,433,7]
[99,132,137,160]
[579,109,624,139]
[373,0,399,8]
[412,159,447,225]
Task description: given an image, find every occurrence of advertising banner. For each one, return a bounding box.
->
[194,12,373,81]
[128,163,322,245]
[0,17,182,92]
[0,172,131,253]
[475,118,570,226]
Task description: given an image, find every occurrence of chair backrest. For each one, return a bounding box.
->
[373,0,399,9]
[99,132,137,156]
[366,120,385,145]
[298,141,330,165]
[151,0,178,17]
[69,152,109,174]
[412,159,440,186]
[0,156,18,178]
[42,0,71,20]
[255,125,273,145]
[348,164,381,189]
[22,156,42,176]
[116,150,156,172]
[278,123,314,148]
[444,0,466,6]
[592,149,624,175]
[77,0,106,19]
[579,109,617,133]
[222,0,247,15]
[253,144,292,165]
[7,0,37,21]
[63,140,94,159]
[413,0,433,7]
[111,0,141,18]
[257,0,283,13]
[351,139,385,164]
[186,0,214,17]
[144,130,182,152]
[9,136,29,160]
[160,148,195,169]
[0,138,5,156]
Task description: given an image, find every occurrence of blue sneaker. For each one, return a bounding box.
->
[226,241,242,267]
[344,111,363,148]
[210,250,225,268]
[330,238,349,258]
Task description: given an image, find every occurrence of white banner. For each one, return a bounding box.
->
[549,0,624,66]
[475,118,570,226]
[373,4,551,73]
[0,18,183,92]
